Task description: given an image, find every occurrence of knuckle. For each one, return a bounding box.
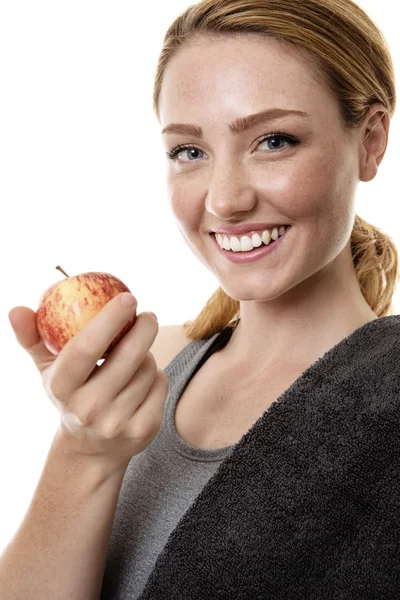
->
[156,369,170,388]
[98,420,119,440]
[74,335,98,360]
[76,408,97,428]
[42,363,60,398]
[144,352,157,372]
[59,408,85,435]
[131,417,155,442]
[45,377,62,403]
[121,331,144,359]
[43,373,67,407]
[116,342,139,364]
[71,395,100,427]
[137,353,157,377]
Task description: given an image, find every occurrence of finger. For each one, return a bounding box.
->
[51,293,137,399]
[98,368,169,443]
[125,370,169,441]
[71,351,158,431]
[8,306,56,373]
[82,312,158,401]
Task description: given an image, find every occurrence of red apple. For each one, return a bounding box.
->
[36,267,137,357]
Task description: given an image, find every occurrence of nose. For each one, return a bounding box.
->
[204,163,257,220]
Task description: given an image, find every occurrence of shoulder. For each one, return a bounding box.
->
[150,324,193,371]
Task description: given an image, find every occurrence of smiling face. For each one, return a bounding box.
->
[158,33,364,304]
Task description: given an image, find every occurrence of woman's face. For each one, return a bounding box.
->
[158,34,364,303]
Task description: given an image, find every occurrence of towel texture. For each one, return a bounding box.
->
[136,315,400,599]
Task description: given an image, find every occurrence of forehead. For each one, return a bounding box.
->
[159,35,337,126]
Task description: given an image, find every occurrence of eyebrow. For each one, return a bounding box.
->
[161,108,309,137]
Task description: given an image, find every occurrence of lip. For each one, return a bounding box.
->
[211,222,290,235]
[211,225,291,264]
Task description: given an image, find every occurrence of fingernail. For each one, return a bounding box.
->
[148,312,158,321]
[120,293,136,307]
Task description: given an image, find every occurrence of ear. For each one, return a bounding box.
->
[359,103,390,183]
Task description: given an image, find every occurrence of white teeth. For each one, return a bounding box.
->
[239,236,253,252]
[215,225,289,252]
[251,233,262,248]
[271,227,279,241]
[261,230,271,245]
[230,236,242,252]
[223,237,230,250]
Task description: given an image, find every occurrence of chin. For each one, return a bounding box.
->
[218,277,287,303]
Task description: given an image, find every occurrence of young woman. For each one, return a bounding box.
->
[2,0,399,598]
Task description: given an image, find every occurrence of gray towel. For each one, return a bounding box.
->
[137,315,400,599]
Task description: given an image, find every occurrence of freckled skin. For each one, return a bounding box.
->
[36,272,136,357]
[159,34,386,364]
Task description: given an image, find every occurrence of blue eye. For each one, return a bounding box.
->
[166,132,300,163]
[258,133,297,152]
[167,147,205,162]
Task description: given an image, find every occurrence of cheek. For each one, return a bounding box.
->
[168,180,203,232]
[289,157,356,259]
[168,182,213,270]
[274,155,351,224]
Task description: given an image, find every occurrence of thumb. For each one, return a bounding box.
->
[8,306,56,373]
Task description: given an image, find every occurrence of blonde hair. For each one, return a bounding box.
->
[153,0,399,340]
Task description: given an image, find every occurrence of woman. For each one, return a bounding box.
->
[1,0,399,598]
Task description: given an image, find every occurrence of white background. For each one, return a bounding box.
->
[0,0,399,552]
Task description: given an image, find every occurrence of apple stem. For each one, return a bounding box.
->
[56,266,69,278]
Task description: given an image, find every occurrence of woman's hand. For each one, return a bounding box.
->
[8,293,169,469]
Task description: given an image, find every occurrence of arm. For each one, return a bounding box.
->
[3,300,173,600]
[0,428,127,600]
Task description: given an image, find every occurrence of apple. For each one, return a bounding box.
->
[36,266,137,357]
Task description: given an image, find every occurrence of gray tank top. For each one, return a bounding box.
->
[100,325,236,600]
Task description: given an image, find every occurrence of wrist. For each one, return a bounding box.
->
[53,426,130,487]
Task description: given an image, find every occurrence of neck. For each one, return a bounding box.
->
[222,246,378,374]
